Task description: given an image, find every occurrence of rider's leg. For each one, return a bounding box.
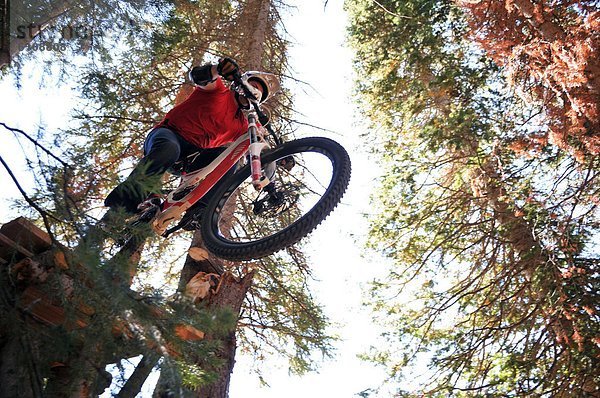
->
[104,127,194,213]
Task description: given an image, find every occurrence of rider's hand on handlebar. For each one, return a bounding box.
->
[217,57,240,81]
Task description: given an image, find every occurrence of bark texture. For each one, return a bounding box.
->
[163,0,274,395]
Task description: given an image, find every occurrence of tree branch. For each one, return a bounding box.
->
[0,154,59,241]
[115,354,160,398]
[0,122,71,169]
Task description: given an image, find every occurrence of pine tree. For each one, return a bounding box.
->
[458,0,599,160]
[346,0,599,396]
[1,0,167,69]
[1,0,334,396]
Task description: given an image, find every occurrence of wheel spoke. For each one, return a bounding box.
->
[202,137,351,260]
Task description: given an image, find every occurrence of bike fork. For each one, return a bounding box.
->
[247,112,271,190]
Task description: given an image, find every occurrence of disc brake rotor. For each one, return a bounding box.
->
[252,182,300,218]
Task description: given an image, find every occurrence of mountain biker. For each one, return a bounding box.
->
[104,57,279,215]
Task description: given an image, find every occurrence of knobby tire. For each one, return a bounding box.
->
[201,137,351,260]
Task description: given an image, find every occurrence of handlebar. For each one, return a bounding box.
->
[231,71,255,99]
[230,71,282,146]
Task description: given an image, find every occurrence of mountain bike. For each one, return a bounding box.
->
[118,72,351,261]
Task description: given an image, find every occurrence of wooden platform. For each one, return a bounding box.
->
[0,216,205,348]
[0,217,52,264]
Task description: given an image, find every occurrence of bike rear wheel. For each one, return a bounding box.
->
[201,137,351,260]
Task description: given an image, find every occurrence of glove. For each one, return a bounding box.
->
[189,64,215,86]
[217,57,239,81]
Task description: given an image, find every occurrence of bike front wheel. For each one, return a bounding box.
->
[201,137,351,260]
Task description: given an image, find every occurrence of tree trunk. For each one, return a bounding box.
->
[0,334,37,398]
[193,271,255,398]
[162,0,274,395]
[466,145,587,354]
[1,0,9,66]
[154,231,251,398]
[245,0,271,69]
[116,354,160,398]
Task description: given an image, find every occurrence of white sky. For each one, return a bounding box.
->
[0,0,394,396]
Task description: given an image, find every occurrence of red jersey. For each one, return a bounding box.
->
[158,78,248,148]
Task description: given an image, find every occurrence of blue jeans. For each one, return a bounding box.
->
[105,127,214,213]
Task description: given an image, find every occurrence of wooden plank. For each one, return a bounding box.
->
[19,286,69,327]
[174,324,205,341]
[19,286,88,329]
[0,232,35,262]
[0,217,52,255]
[19,287,204,346]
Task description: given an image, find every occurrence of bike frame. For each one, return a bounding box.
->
[151,111,268,235]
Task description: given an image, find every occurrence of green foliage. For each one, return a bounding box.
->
[177,362,217,388]
[239,250,335,376]
[346,0,599,396]
[5,0,170,75]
